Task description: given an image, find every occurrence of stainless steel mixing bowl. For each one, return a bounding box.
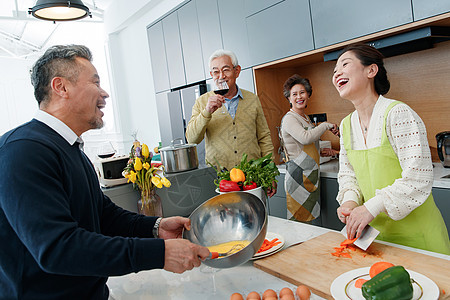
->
[183,192,267,268]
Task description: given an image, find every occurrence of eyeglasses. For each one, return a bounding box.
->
[210,67,235,78]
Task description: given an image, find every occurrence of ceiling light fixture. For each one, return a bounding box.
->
[29,0,92,22]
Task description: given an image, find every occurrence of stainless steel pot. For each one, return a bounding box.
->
[159,138,199,173]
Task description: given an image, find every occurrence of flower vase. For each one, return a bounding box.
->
[138,189,163,216]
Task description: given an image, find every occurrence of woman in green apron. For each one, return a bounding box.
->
[332,43,450,255]
[280,75,339,222]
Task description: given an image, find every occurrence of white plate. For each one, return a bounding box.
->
[330,267,440,300]
[251,232,285,260]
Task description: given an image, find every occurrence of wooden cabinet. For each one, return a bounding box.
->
[412,0,450,21]
[246,0,313,66]
[217,0,251,69]
[178,0,206,84]
[243,0,284,16]
[310,0,413,49]
[162,12,186,89]
[432,187,450,235]
[195,0,223,78]
[146,21,170,93]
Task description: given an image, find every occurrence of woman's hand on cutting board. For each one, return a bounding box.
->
[346,205,375,239]
[337,201,358,224]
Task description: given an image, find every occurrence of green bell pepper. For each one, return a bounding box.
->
[362,265,413,300]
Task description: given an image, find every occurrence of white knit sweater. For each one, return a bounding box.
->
[337,95,434,221]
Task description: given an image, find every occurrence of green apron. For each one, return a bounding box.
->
[342,101,450,255]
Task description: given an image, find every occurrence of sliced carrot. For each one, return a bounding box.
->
[348,245,357,251]
[442,289,446,295]
[369,261,395,278]
[256,238,282,253]
[331,251,351,258]
[331,237,359,259]
[355,278,368,288]
[340,237,358,246]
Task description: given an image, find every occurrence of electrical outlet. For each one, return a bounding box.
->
[308,113,327,123]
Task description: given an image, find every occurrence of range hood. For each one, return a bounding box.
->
[324,26,450,61]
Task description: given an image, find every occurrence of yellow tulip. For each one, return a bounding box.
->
[127,171,137,183]
[142,144,150,158]
[151,176,163,188]
[134,157,143,171]
[161,177,171,188]
[143,162,150,170]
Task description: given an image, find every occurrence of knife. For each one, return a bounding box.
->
[340,225,380,251]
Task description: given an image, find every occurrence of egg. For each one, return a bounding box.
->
[230,292,244,300]
[279,287,294,298]
[280,295,295,300]
[264,298,278,300]
[246,291,261,300]
[262,289,277,299]
[296,285,311,300]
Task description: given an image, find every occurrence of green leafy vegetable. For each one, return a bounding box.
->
[208,153,280,192]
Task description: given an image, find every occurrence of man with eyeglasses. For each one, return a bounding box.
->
[186,49,276,197]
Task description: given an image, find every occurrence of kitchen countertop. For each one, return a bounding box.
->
[106,216,449,300]
[278,159,450,189]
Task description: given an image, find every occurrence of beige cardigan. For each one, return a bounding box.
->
[185,89,274,170]
[281,110,333,160]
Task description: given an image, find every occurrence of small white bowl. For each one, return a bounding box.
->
[216,186,266,204]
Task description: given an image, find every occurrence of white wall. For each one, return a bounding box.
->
[103,0,184,152]
[0,22,110,138]
[0,57,37,134]
[0,1,184,160]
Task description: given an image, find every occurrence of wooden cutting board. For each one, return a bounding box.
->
[253,232,450,299]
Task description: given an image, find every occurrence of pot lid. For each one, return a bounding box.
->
[160,138,197,151]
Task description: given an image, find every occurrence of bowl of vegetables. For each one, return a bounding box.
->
[209,153,280,203]
[216,185,265,203]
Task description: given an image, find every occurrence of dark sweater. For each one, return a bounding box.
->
[0,119,165,299]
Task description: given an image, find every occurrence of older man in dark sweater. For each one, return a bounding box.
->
[0,45,209,299]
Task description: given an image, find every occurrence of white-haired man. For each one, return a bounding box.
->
[186,49,276,196]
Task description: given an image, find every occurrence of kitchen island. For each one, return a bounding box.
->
[107,216,450,300]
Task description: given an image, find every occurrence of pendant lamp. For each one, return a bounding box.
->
[29,0,92,22]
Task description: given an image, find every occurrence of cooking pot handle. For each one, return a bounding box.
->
[171,138,185,147]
